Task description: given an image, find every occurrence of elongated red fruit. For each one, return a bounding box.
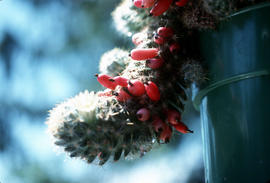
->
[146,57,164,69]
[114,76,128,87]
[132,33,144,46]
[141,0,155,8]
[166,109,181,125]
[175,0,189,7]
[173,122,193,134]
[152,117,166,132]
[96,74,117,90]
[154,35,165,45]
[134,0,143,8]
[136,108,150,122]
[169,42,180,53]
[150,0,173,16]
[159,124,172,143]
[97,90,112,97]
[130,48,159,61]
[157,27,174,38]
[128,80,145,96]
[145,81,160,101]
[116,88,132,102]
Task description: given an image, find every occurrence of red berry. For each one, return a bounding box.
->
[150,0,173,16]
[159,124,172,143]
[173,122,193,134]
[152,117,166,132]
[136,108,150,122]
[166,109,181,125]
[96,74,117,90]
[116,88,132,102]
[114,76,128,87]
[169,43,180,53]
[157,27,174,38]
[146,57,164,69]
[134,0,143,8]
[141,0,155,8]
[97,90,112,97]
[128,80,145,96]
[154,35,165,45]
[130,48,159,61]
[145,81,160,101]
[175,0,189,7]
[132,33,144,46]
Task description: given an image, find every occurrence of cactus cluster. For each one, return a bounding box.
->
[47,91,156,165]
[99,48,130,77]
[112,0,156,36]
[47,0,269,165]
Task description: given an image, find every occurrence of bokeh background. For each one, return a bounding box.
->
[0,0,204,182]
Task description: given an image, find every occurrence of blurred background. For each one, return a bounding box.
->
[0,0,204,182]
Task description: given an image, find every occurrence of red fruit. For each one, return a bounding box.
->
[141,0,155,8]
[96,74,117,90]
[97,90,112,97]
[130,48,159,61]
[173,122,193,134]
[146,57,164,69]
[116,88,132,102]
[136,108,150,122]
[128,80,145,96]
[159,124,172,143]
[132,33,144,46]
[134,0,143,8]
[175,0,189,7]
[150,0,173,16]
[145,81,160,101]
[166,109,181,125]
[157,27,174,38]
[169,42,180,53]
[114,76,128,87]
[152,117,166,132]
[154,35,165,45]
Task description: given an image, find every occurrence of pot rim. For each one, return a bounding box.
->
[228,2,270,18]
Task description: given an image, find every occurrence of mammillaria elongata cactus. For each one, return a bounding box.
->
[46,0,270,165]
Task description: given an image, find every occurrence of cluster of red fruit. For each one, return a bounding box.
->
[96,74,160,102]
[133,0,189,16]
[131,27,180,68]
[96,25,193,143]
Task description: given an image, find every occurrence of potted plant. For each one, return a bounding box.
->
[193,2,270,182]
[46,1,270,182]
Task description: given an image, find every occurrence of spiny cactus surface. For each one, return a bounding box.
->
[47,91,157,165]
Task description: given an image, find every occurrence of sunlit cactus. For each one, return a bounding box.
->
[46,91,156,165]
[47,0,267,166]
[99,48,130,77]
[112,0,155,36]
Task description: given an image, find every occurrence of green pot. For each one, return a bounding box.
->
[193,3,270,183]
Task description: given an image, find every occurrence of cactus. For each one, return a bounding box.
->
[202,0,237,17]
[99,48,130,77]
[181,0,216,30]
[180,59,206,85]
[46,91,156,165]
[112,0,156,36]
